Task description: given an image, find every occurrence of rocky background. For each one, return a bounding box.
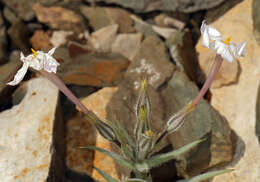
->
[0,0,259,182]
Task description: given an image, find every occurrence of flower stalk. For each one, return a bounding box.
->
[40,70,89,114]
[189,54,223,110]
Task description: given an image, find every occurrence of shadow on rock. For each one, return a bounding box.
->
[255,82,260,144]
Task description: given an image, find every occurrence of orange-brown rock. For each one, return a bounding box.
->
[66,112,96,175]
[54,47,130,86]
[70,87,120,182]
[30,30,53,50]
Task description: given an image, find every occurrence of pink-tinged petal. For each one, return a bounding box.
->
[7,62,29,85]
[43,57,60,73]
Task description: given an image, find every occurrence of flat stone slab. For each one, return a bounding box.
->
[0,77,64,182]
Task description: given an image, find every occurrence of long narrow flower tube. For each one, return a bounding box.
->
[189,54,223,110]
[163,20,246,139]
[40,70,89,114]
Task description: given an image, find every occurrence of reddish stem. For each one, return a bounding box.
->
[190,54,223,109]
[40,71,89,114]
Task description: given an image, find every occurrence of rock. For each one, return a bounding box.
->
[88,24,118,52]
[131,16,157,37]
[253,0,260,45]
[30,30,53,51]
[32,3,86,33]
[166,30,198,82]
[50,30,74,48]
[105,68,232,178]
[0,51,22,103]
[7,20,30,53]
[126,35,175,89]
[2,0,35,21]
[84,0,225,13]
[152,25,176,39]
[3,7,19,24]
[154,14,185,29]
[195,0,260,181]
[205,0,244,23]
[80,6,135,33]
[55,47,130,86]
[160,71,232,177]
[111,33,143,61]
[66,112,96,176]
[0,14,7,64]
[0,77,65,181]
[78,87,121,182]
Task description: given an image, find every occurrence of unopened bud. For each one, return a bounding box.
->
[166,102,193,134]
[85,111,117,143]
[137,130,155,160]
[134,78,151,140]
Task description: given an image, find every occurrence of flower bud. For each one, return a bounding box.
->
[166,102,193,134]
[85,111,117,143]
[134,78,151,140]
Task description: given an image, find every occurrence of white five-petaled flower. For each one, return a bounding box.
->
[7,47,60,86]
[201,20,246,62]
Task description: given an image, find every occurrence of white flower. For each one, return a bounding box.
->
[7,47,60,86]
[201,20,246,62]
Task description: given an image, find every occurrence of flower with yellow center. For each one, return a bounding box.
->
[7,47,60,86]
[201,20,246,62]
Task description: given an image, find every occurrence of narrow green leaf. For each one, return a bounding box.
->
[121,143,135,161]
[80,146,137,171]
[144,139,204,169]
[107,119,135,147]
[177,169,233,182]
[94,167,119,182]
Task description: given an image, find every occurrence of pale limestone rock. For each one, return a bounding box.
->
[196,0,260,181]
[50,30,73,48]
[152,25,176,39]
[111,33,142,61]
[88,24,118,52]
[0,78,64,182]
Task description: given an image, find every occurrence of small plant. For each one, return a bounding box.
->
[81,78,232,182]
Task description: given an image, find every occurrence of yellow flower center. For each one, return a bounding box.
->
[224,37,231,45]
[145,130,153,137]
[141,78,148,91]
[31,48,38,58]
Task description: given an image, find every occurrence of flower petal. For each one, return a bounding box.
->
[219,46,234,62]
[207,25,221,39]
[7,62,29,85]
[201,20,222,40]
[48,47,57,55]
[43,56,60,73]
[236,41,246,57]
[20,52,26,62]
